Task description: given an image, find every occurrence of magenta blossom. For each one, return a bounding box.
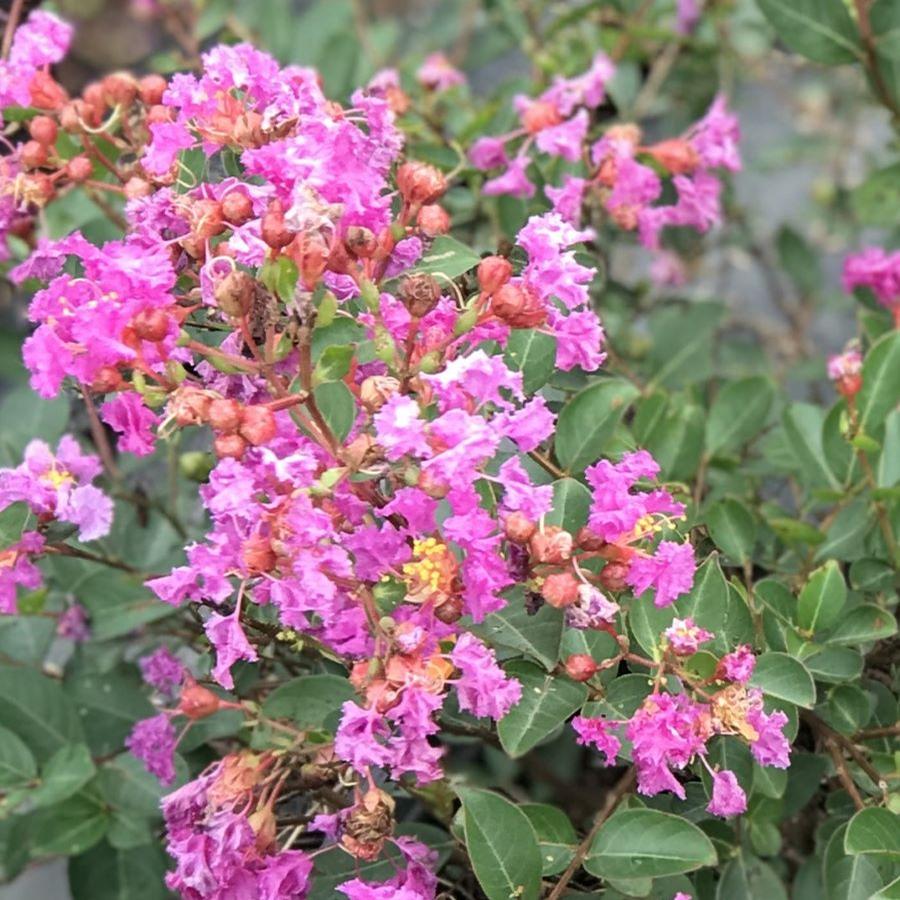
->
[126,713,177,784]
[139,646,185,694]
[707,768,747,817]
[572,714,621,765]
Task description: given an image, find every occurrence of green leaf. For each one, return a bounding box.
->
[878,410,900,487]
[0,387,69,464]
[585,809,717,879]
[826,604,898,645]
[0,502,30,547]
[747,652,816,708]
[408,235,480,280]
[545,478,592,533]
[0,724,36,788]
[31,743,97,809]
[716,853,788,900]
[705,498,757,562]
[555,379,640,473]
[0,615,55,665]
[633,393,705,482]
[858,331,900,436]
[520,803,577,876]
[782,403,839,489]
[0,666,85,762]
[845,808,900,857]
[312,381,357,444]
[312,344,353,384]
[98,753,181,820]
[851,162,900,228]
[68,841,173,900]
[776,225,822,296]
[647,303,724,388]
[261,674,356,729]
[706,377,775,455]
[458,787,542,900]
[804,646,863,683]
[825,824,885,900]
[797,560,847,633]
[497,660,587,757]
[31,792,109,856]
[482,596,563,670]
[755,0,861,64]
[505,329,557,394]
[675,556,733,655]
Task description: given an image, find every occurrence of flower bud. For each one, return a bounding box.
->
[20,140,48,169]
[59,103,82,133]
[179,451,214,482]
[529,527,573,564]
[492,282,547,328]
[643,138,700,175]
[360,375,400,412]
[139,74,168,106]
[208,398,243,433]
[190,199,225,241]
[248,807,277,853]
[29,71,67,111]
[171,388,212,426]
[65,155,93,183]
[477,256,513,295]
[214,269,255,317]
[399,273,442,318]
[83,82,107,112]
[221,190,253,225]
[417,204,450,236]
[242,534,276,572]
[344,225,378,258]
[124,176,152,199]
[261,199,294,249]
[542,571,580,608]
[396,161,447,206]
[88,366,122,393]
[214,433,247,460]
[239,405,277,446]
[26,173,55,204]
[504,511,536,544]
[178,678,222,720]
[599,560,630,592]
[434,594,464,624]
[132,308,170,342]
[521,100,563,134]
[565,653,599,682]
[28,116,57,146]
[576,527,606,551]
[344,433,377,468]
[102,72,139,107]
[145,104,171,126]
[417,469,449,499]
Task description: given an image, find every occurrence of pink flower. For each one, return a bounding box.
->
[676,0,701,34]
[126,713,177,784]
[827,348,862,381]
[0,532,44,615]
[650,251,688,287]
[535,109,589,162]
[497,458,553,520]
[451,633,522,720]
[707,768,747,817]
[548,308,606,372]
[627,541,696,608]
[417,52,466,91]
[665,618,713,655]
[204,609,258,690]
[256,851,313,899]
[0,436,113,542]
[56,603,90,642]
[483,156,535,199]
[469,136,509,170]
[373,395,430,460]
[547,176,587,224]
[497,396,555,451]
[689,94,741,172]
[139,646,184,694]
[543,52,616,115]
[842,247,900,310]
[572,714,621,764]
[101,392,160,456]
[746,693,790,768]
[719,645,756,683]
[566,583,619,629]
[338,837,437,899]
[627,693,710,799]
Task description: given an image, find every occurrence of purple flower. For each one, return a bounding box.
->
[535,109,589,162]
[665,618,713,655]
[139,646,184,694]
[56,603,90,642]
[746,694,790,769]
[0,532,44,615]
[469,136,509,170]
[204,609,258,690]
[100,393,160,456]
[719,645,756,683]
[451,633,522,720]
[707,768,747,817]
[417,52,466,92]
[126,713,177,784]
[483,157,535,199]
[572,714,621,765]
[627,541,696,608]
[256,851,313,899]
[843,247,900,311]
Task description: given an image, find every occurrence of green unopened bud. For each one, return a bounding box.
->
[180,451,213,482]
[416,350,442,374]
[166,361,188,384]
[142,388,168,409]
[374,325,397,365]
[378,616,396,632]
[403,465,420,486]
[453,305,479,336]
[176,328,191,348]
[390,221,406,241]
[851,432,881,454]
[359,278,380,312]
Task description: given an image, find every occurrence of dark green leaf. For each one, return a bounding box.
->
[520,803,576,876]
[408,235,480,280]
[858,330,900,436]
[826,605,898,645]
[31,792,109,856]
[545,478,592,533]
[585,808,717,879]
[0,724,36,788]
[706,377,775,455]
[555,379,640,473]
[482,597,563,670]
[312,344,353,384]
[261,674,356,729]
[845,807,900,857]
[505,329,557,394]
[459,787,542,900]
[31,744,96,809]
[68,841,173,900]
[755,0,861,64]
[797,560,847,633]
[705,498,757,562]
[312,381,357,444]
[748,652,815,708]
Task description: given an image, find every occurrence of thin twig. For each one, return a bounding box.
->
[826,737,865,811]
[547,767,636,900]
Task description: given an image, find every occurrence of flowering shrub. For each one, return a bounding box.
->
[0,2,897,899]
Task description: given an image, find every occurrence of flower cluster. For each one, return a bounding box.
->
[842,246,900,326]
